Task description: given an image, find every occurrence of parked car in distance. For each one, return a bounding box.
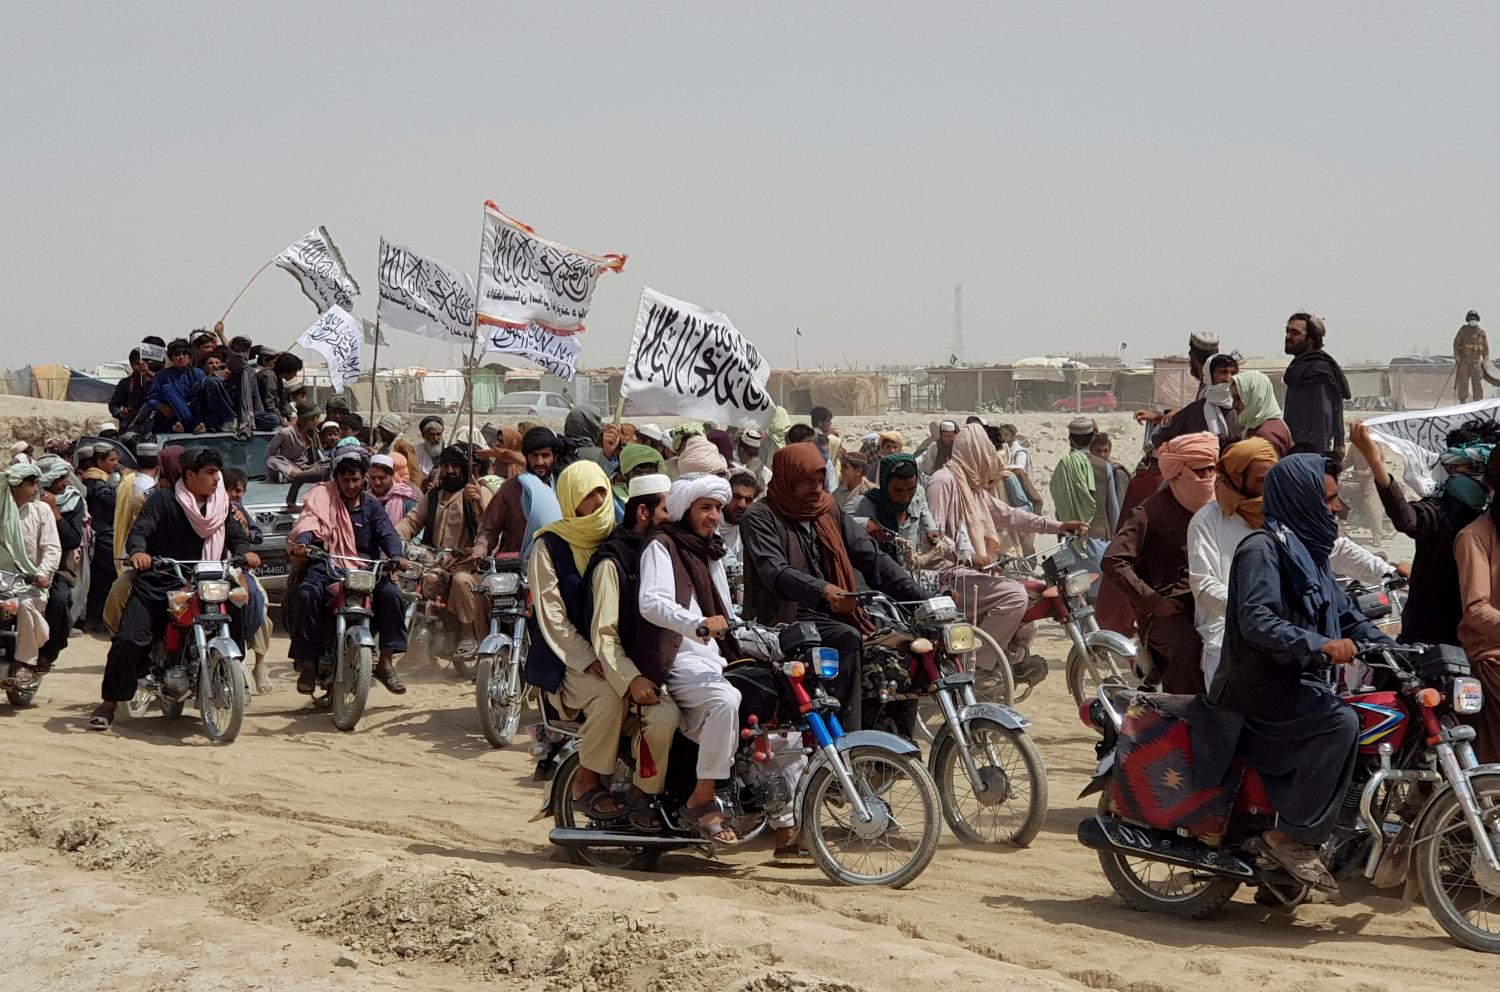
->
[492,391,574,416]
[1052,390,1119,414]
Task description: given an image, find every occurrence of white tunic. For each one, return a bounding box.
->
[638,541,733,678]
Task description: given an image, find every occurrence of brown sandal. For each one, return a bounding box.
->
[87,705,114,731]
[571,785,629,822]
[684,800,738,845]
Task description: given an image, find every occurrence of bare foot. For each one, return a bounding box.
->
[252,658,273,695]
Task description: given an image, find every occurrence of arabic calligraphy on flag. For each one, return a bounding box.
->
[297,306,363,394]
[376,238,476,342]
[474,201,625,335]
[276,226,360,313]
[620,288,774,429]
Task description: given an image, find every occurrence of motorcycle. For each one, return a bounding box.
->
[855,589,1049,846]
[1342,571,1408,642]
[1077,643,1500,953]
[122,557,249,743]
[302,547,396,732]
[474,552,530,748]
[997,542,1138,708]
[400,543,479,679]
[0,568,50,707]
[547,618,944,887]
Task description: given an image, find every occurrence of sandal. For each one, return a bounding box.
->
[625,795,664,834]
[86,705,114,732]
[1257,834,1337,892]
[373,665,407,695]
[684,800,738,845]
[571,785,630,822]
[773,829,810,860]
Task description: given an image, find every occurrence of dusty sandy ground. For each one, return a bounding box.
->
[3,606,1482,992]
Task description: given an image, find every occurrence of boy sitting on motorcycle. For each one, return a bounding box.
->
[288,448,410,695]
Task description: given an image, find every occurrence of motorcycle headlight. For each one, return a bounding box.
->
[943,623,976,655]
[1064,571,1092,597]
[197,580,231,603]
[482,572,520,597]
[345,570,377,594]
[1453,677,1484,715]
[812,647,840,680]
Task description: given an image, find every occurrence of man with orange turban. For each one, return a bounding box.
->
[1103,432,1219,694]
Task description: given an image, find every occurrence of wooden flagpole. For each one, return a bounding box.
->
[368,316,382,417]
[219,259,276,324]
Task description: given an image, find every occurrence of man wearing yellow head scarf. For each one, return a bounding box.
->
[526,460,635,822]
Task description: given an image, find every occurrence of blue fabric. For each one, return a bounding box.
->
[1262,453,1341,641]
[194,376,238,430]
[146,366,206,429]
[232,500,263,544]
[518,473,562,561]
[242,569,266,640]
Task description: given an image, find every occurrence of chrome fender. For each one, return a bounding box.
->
[344,622,377,650]
[958,701,1029,731]
[206,635,243,662]
[1083,629,1137,660]
[478,632,513,659]
[790,729,922,816]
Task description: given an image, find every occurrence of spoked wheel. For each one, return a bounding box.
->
[916,629,1014,743]
[800,746,941,888]
[331,643,372,732]
[932,718,1048,846]
[475,649,525,748]
[1416,772,1500,952]
[1095,797,1238,917]
[199,649,246,743]
[550,752,663,871]
[1067,644,1131,710]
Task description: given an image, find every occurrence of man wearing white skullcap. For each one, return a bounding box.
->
[635,474,742,844]
[562,471,682,832]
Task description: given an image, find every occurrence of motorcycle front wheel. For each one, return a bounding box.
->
[331,642,372,732]
[1415,771,1500,953]
[932,718,1047,846]
[475,650,524,748]
[550,752,663,872]
[199,648,245,743]
[800,746,941,888]
[1066,643,1131,710]
[1095,798,1238,918]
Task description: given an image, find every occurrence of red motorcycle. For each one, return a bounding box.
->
[1077,643,1500,953]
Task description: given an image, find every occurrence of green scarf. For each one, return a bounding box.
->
[866,453,917,533]
[1232,371,1281,429]
[1050,448,1097,524]
[0,463,41,576]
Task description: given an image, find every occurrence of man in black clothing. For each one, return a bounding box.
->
[740,442,926,731]
[88,447,257,730]
[1349,420,1491,645]
[1282,312,1352,459]
[109,349,154,430]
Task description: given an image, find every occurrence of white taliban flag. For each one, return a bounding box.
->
[376,237,476,342]
[276,226,360,313]
[620,287,774,429]
[484,324,582,380]
[1362,396,1500,495]
[474,200,625,335]
[297,306,363,394]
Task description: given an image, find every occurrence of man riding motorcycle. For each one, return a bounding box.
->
[0,463,60,688]
[395,444,492,657]
[288,448,411,695]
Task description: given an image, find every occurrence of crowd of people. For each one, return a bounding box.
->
[4,308,1500,884]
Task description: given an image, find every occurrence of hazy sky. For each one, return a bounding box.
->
[5,2,1498,373]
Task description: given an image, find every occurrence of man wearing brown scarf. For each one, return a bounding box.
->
[740,443,925,731]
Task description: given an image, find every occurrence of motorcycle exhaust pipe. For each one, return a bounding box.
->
[549,828,701,849]
[1076,816,1256,880]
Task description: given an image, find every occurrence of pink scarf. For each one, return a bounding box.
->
[377,481,422,526]
[174,479,230,561]
[292,481,359,561]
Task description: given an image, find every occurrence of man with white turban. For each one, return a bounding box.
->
[635,474,741,844]
[0,463,60,688]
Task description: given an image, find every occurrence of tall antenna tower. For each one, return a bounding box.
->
[951,284,964,365]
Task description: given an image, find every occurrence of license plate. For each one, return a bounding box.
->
[256,563,288,577]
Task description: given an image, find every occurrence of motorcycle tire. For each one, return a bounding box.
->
[801,745,942,888]
[475,654,522,748]
[1414,771,1500,953]
[550,752,663,872]
[1066,644,1131,711]
[6,685,37,707]
[1095,797,1239,918]
[332,643,372,733]
[199,648,245,744]
[932,718,1047,846]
